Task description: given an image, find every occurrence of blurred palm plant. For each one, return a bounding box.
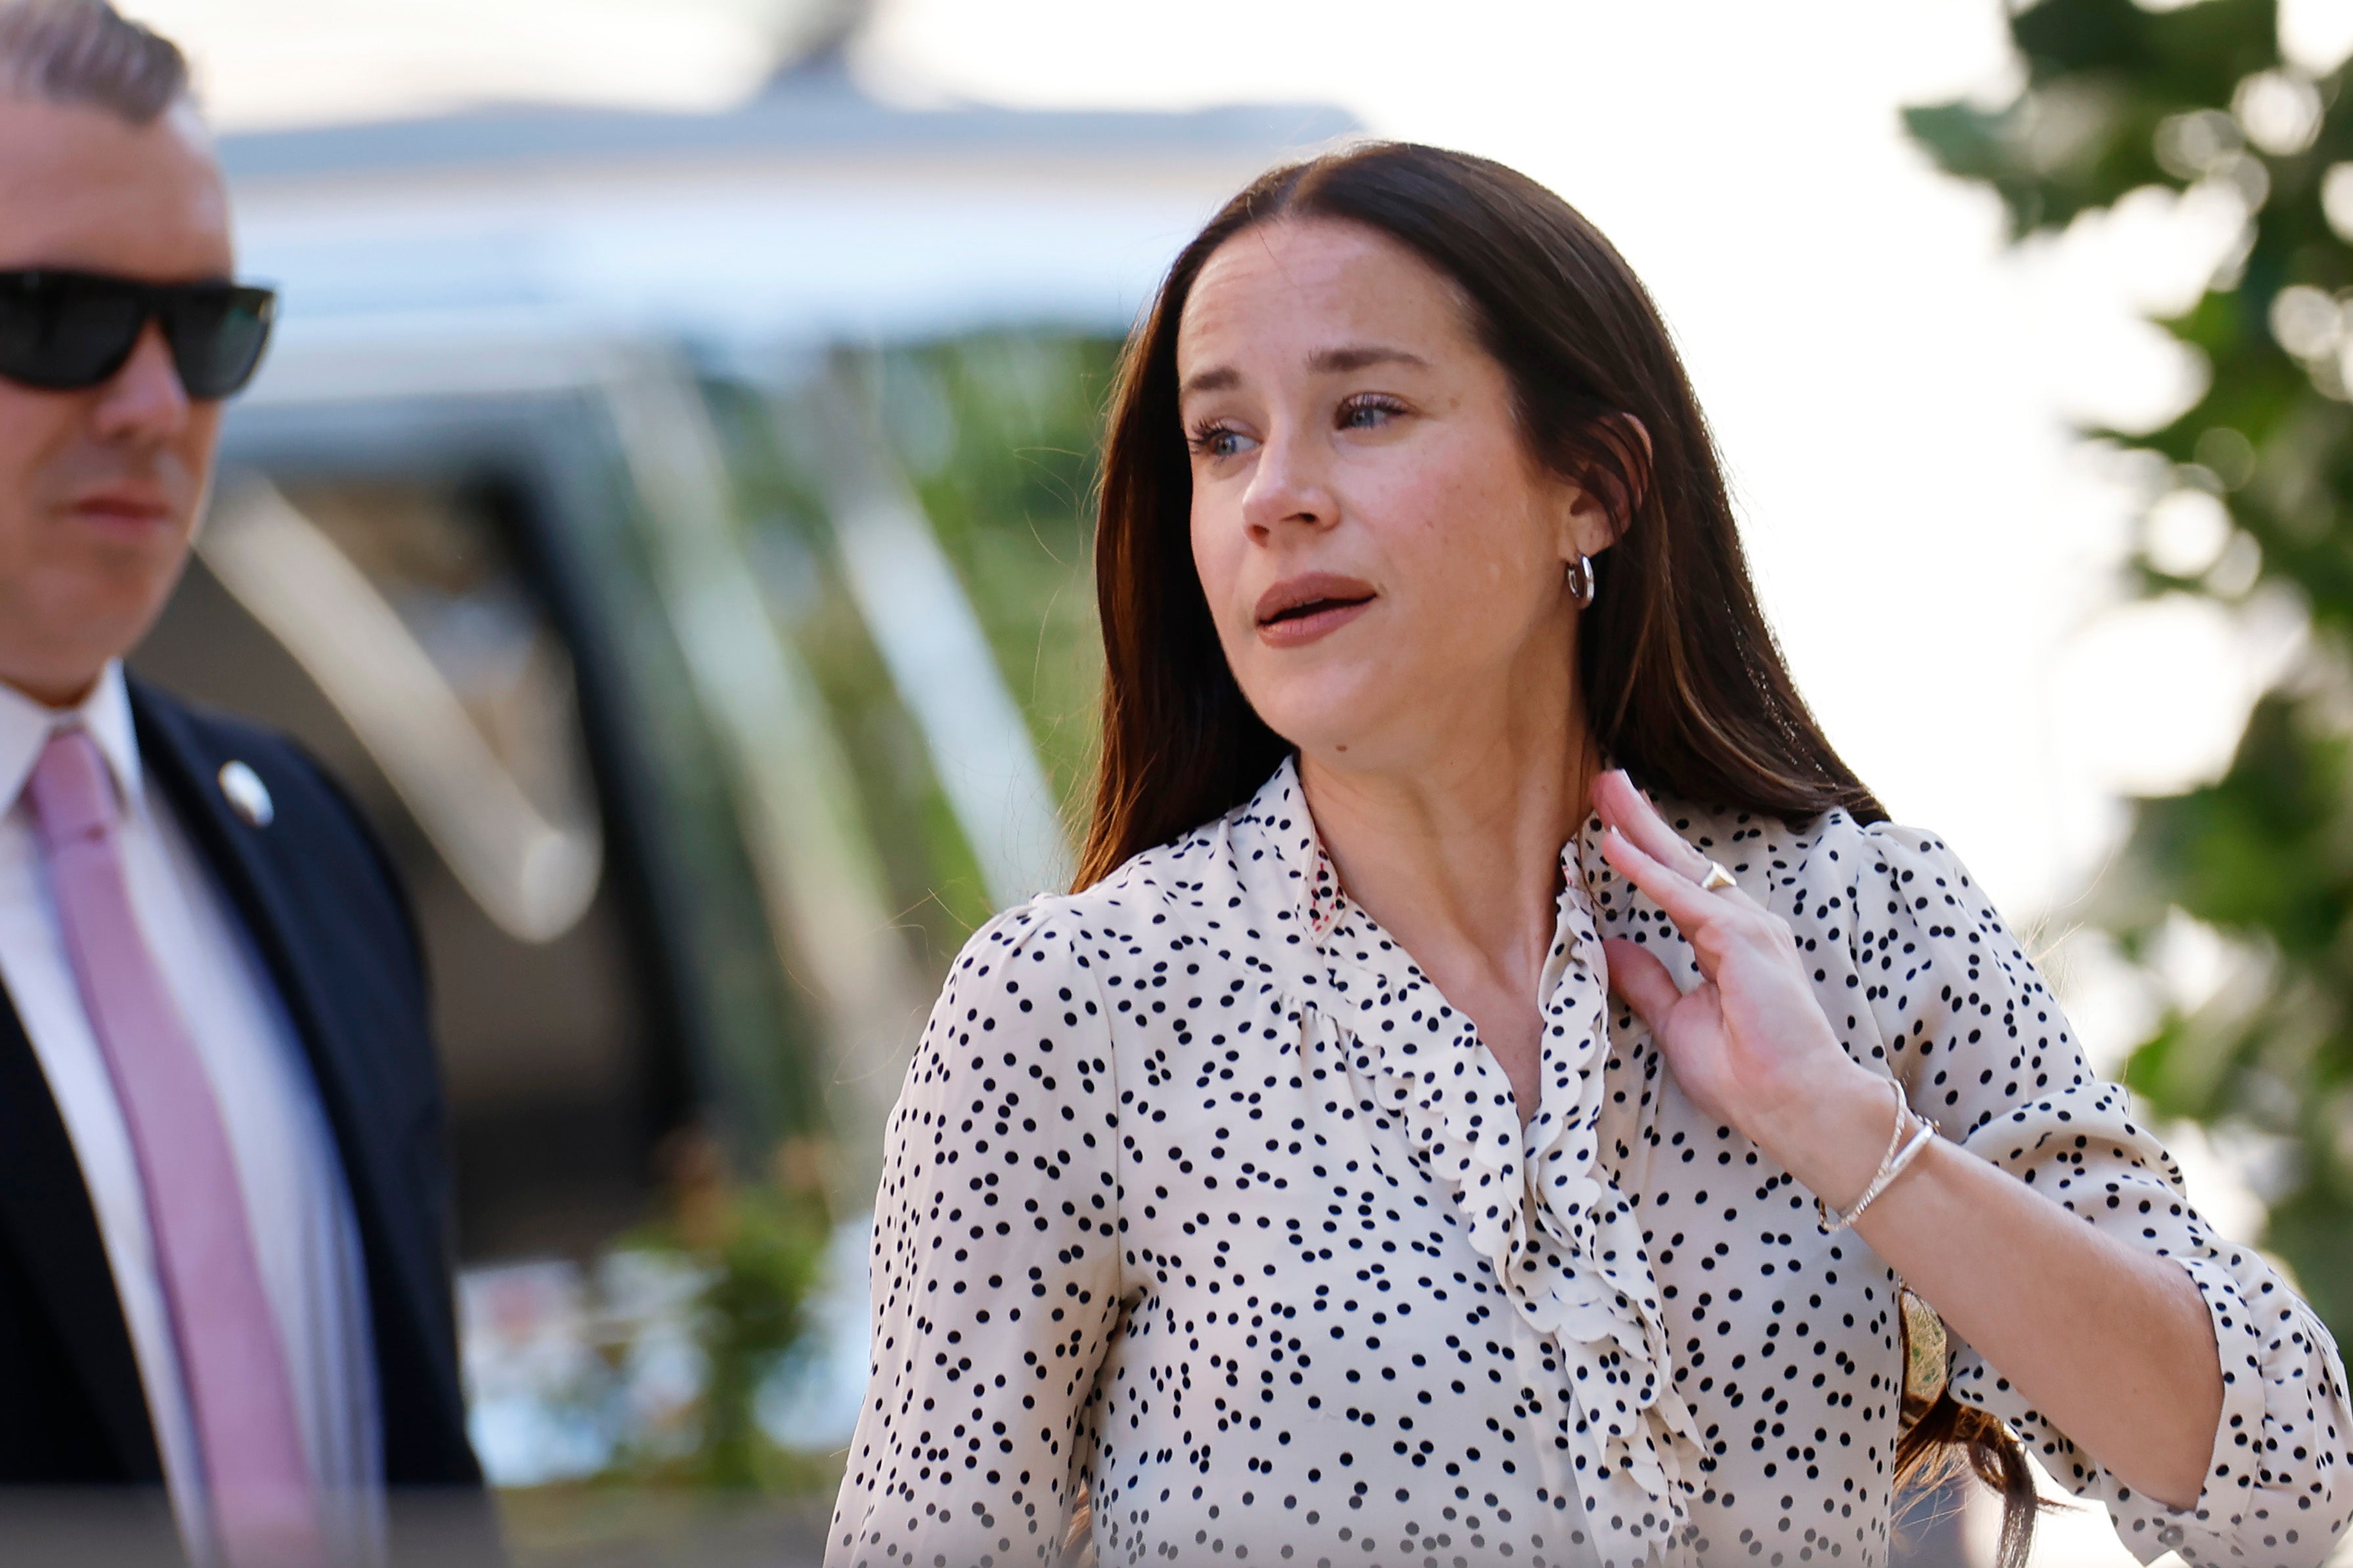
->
[1907,0,2353,1330]
[714,335,1118,958]
[623,1132,836,1489]
[502,331,1117,1510]
[876,336,1118,820]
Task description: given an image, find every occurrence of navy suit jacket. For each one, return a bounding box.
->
[0,678,492,1562]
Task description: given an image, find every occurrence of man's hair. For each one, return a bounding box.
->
[0,0,187,125]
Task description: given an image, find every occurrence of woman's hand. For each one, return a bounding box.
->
[1595,770,2232,1510]
[1592,769,1892,1209]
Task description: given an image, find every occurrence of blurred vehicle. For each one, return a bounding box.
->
[131,47,1347,1485]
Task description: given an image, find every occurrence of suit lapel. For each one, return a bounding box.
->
[125,686,460,1481]
[125,693,414,1180]
[0,996,165,1481]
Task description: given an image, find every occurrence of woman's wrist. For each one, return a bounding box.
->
[1748,1062,1906,1215]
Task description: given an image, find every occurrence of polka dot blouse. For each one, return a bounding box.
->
[829,758,2352,1568]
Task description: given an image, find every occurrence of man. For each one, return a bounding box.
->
[0,2,489,1563]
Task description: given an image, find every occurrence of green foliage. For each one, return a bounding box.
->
[1910,0,2353,1330]
[878,335,1119,832]
[617,1135,834,1491]
[704,337,1115,970]
[1906,0,2280,237]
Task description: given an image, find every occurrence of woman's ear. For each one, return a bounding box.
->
[1589,413,1652,547]
[1561,413,1652,562]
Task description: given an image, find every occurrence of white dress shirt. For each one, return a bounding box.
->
[0,664,385,1565]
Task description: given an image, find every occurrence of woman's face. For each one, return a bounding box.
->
[1178,217,1613,774]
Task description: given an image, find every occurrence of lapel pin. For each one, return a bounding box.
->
[217,760,274,828]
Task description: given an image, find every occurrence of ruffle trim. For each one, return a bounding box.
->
[1293,866,1701,1566]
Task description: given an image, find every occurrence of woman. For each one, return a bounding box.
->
[829,143,2351,1568]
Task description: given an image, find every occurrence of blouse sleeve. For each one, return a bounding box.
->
[1851,822,2353,1567]
[827,898,1123,1568]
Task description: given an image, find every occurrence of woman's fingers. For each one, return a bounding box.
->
[1593,769,1716,887]
[1602,936,1683,1036]
[1594,768,1765,930]
[1599,822,1725,946]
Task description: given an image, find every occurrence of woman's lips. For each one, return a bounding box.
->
[1257,597,1374,647]
[1253,573,1378,648]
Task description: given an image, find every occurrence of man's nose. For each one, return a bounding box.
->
[89,322,192,442]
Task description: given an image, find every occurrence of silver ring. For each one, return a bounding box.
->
[1698,859,1737,893]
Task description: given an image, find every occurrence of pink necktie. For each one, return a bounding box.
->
[26,729,323,1568]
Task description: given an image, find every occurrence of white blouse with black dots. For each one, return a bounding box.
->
[829,757,2352,1568]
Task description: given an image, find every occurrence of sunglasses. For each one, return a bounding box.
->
[0,269,276,400]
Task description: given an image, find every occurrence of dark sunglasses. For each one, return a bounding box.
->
[0,269,276,400]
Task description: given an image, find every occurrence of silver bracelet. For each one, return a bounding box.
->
[1816,1079,1937,1233]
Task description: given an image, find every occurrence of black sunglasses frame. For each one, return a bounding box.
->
[0,268,278,400]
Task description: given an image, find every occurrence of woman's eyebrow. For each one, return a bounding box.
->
[1178,345,1428,404]
[1308,344,1429,374]
[1178,364,1240,401]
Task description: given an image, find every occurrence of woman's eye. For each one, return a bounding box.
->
[1339,396,1406,430]
[1189,423,1254,459]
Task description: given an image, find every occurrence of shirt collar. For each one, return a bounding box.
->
[1247,752,1602,943]
[0,662,146,823]
[1229,755,1343,938]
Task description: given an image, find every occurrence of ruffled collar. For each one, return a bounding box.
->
[1234,756,1702,1567]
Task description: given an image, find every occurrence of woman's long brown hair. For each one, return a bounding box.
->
[1075,140,2033,1565]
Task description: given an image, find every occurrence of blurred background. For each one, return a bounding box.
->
[113,0,2353,1562]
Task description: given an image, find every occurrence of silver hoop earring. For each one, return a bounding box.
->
[1566,554,1596,609]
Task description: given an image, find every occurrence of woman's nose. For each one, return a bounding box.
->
[1240,425,1337,540]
